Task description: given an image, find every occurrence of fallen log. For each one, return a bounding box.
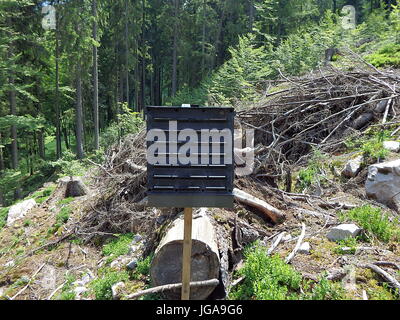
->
[150,209,220,300]
[233,188,285,223]
[365,264,400,293]
[126,279,219,300]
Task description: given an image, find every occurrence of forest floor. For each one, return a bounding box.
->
[1,66,400,300]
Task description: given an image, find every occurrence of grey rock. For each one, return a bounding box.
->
[6,199,36,226]
[74,286,88,299]
[298,242,310,254]
[4,260,15,268]
[282,233,292,242]
[132,234,143,244]
[126,259,138,270]
[383,141,400,152]
[365,159,400,209]
[342,156,363,178]
[111,282,125,300]
[327,224,362,242]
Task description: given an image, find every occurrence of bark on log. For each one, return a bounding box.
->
[150,209,220,300]
[233,188,285,223]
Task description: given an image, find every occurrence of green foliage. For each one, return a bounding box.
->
[297,149,328,190]
[333,237,359,255]
[90,268,130,300]
[0,207,9,230]
[339,205,400,242]
[304,276,346,300]
[49,150,87,178]
[346,130,390,162]
[56,275,76,301]
[229,243,347,300]
[209,34,271,105]
[100,103,144,149]
[31,186,55,204]
[366,43,400,67]
[133,254,153,280]
[229,244,302,300]
[56,206,72,225]
[57,197,75,206]
[102,233,134,260]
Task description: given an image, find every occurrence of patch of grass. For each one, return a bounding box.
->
[23,219,32,227]
[357,268,397,300]
[333,237,359,255]
[133,254,153,280]
[31,186,56,204]
[0,207,9,230]
[304,276,347,300]
[296,149,328,190]
[57,197,75,206]
[339,205,400,243]
[346,130,390,163]
[366,43,400,68]
[56,206,72,224]
[229,243,302,300]
[229,243,348,300]
[90,268,130,300]
[56,274,76,300]
[102,233,134,262]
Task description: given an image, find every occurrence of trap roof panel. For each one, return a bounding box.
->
[146,106,235,208]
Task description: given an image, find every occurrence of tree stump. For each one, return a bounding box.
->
[150,209,220,300]
[58,176,89,198]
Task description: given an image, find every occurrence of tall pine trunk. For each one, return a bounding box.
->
[55,6,62,159]
[92,0,100,150]
[125,0,130,107]
[171,0,179,96]
[75,63,85,160]
[8,47,18,170]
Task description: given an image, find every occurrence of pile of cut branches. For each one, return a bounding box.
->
[238,65,400,179]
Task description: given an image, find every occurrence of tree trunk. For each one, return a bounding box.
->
[9,48,18,170]
[150,209,220,300]
[75,64,85,159]
[0,133,4,172]
[213,0,227,69]
[248,0,255,31]
[201,0,206,75]
[171,0,179,96]
[92,0,100,150]
[55,7,62,159]
[38,128,45,160]
[125,0,130,107]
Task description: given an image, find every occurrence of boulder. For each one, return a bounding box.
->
[126,259,138,270]
[327,224,361,242]
[298,242,310,254]
[111,282,125,300]
[342,155,363,178]
[6,199,36,226]
[365,159,400,209]
[383,141,400,152]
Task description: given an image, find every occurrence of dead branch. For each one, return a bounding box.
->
[125,279,220,300]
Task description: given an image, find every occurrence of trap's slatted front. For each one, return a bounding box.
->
[146,106,235,208]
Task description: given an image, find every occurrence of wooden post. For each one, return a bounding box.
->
[181,207,193,300]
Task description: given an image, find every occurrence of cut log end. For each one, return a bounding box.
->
[150,212,220,300]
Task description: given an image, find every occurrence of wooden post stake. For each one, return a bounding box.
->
[181,207,193,300]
